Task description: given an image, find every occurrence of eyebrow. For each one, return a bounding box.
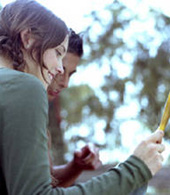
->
[70,70,77,76]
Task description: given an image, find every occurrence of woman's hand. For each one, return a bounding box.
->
[133,129,165,176]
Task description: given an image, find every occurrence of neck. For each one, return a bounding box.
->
[0,56,13,69]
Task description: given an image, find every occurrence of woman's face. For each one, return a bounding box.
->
[42,35,69,88]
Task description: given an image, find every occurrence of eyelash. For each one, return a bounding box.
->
[56,50,61,56]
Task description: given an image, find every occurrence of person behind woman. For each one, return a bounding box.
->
[48,30,102,188]
[0,1,165,195]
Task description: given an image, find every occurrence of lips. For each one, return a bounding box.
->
[48,89,60,97]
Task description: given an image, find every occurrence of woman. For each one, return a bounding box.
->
[0,0,69,194]
[0,1,165,195]
[0,0,69,87]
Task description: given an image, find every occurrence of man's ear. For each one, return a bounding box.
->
[20,29,35,50]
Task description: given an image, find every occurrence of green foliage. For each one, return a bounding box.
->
[60,84,118,134]
[83,1,170,132]
[60,85,94,124]
[133,40,170,131]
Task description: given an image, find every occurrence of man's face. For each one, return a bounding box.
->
[47,52,80,100]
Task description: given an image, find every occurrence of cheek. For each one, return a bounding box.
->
[43,51,50,66]
[43,51,57,68]
[49,80,55,88]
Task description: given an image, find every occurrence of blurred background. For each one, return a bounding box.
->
[1,0,170,194]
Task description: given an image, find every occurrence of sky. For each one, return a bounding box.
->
[0,0,113,33]
[1,0,169,31]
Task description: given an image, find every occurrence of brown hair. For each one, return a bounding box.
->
[68,29,83,57]
[0,0,69,72]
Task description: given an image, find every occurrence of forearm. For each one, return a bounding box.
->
[108,155,152,193]
[51,155,152,194]
[51,161,83,188]
[74,155,152,195]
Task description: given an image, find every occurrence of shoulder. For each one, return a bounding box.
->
[15,70,45,92]
[16,72,47,105]
[18,72,46,96]
[0,69,47,106]
[8,69,45,93]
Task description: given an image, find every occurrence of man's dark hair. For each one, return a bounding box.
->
[68,29,83,57]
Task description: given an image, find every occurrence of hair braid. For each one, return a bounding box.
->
[0,33,25,70]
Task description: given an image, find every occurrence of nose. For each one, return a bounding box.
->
[63,77,69,88]
[60,75,69,89]
[56,65,64,75]
[56,60,64,75]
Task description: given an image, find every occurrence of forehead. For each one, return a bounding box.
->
[62,53,80,73]
[58,35,69,51]
[63,53,80,65]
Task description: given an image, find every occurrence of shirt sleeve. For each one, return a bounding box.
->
[2,74,152,195]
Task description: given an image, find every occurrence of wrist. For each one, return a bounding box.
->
[68,159,84,174]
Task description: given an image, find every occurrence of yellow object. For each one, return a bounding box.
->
[159,92,170,131]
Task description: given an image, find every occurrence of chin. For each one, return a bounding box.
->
[48,94,55,102]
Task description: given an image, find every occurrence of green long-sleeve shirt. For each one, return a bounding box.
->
[0,68,152,195]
